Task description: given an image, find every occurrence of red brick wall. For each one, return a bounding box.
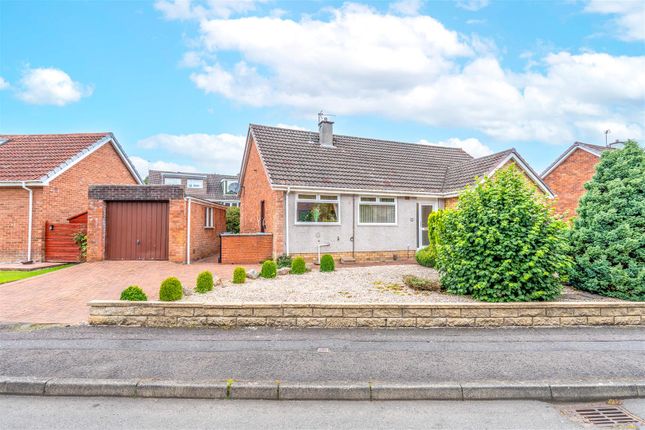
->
[220,233,273,264]
[239,137,285,256]
[189,201,226,262]
[0,142,138,262]
[543,148,600,219]
[86,199,106,262]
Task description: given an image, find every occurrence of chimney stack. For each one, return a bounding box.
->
[318,111,334,147]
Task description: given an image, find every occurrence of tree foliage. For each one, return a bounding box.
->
[570,141,644,301]
[436,165,571,302]
[226,206,240,233]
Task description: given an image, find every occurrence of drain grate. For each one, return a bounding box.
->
[574,406,643,427]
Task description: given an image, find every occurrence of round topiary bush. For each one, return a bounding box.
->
[233,267,246,284]
[195,271,214,294]
[260,260,277,279]
[120,285,147,301]
[291,256,307,275]
[437,165,571,302]
[569,141,644,301]
[320,254,335,272]
[415,246,435,267]
[159,277,183,301]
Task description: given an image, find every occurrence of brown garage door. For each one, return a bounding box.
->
[105,201,169,260]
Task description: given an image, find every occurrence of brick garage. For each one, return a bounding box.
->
[87,185,226,264]
[0,133,141,263]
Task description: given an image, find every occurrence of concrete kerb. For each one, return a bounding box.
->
[1,377,644,401]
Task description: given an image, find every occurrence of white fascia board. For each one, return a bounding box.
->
[541,146,601,179]
[0,181,45,187]
[185,196,228,210]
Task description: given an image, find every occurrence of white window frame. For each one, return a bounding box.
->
[164,177,181,185]
[187,179,204,189]
[295,194,341,225]
[204,207,214,228]
[357,196,398,226]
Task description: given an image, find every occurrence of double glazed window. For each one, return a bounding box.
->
[164,177,181,185]
[204,207,214,228]
[187,179,204,189]
[358,196,397,225]
[296,194,339,224]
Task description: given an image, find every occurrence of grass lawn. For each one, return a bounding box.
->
[0,264,73,285]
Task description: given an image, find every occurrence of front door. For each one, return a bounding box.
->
[418,204,433,248]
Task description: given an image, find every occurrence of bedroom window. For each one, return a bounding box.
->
[296,194,339,224]
[204,207,214,228]
[358,196,397,225]
[187,179,204,189]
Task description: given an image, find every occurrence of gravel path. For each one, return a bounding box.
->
[185,265,619,304]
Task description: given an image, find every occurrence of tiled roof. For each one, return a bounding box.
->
[248,124,541,194]
[148,170,240,202]
[0,133,111,182]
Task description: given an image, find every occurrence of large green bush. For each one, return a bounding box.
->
[159,277,183,301]
[416,211,445,267]
[195,271,214,293]
[291,257,307,274]
[437,165,571,302]
[120,285,147,301]
[226,206,240,233]
[320,254,335,272]
[260,260,277,279]
[569,141,644,301]
[233,267,246,284]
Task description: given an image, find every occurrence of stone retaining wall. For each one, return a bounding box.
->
[89,301,645,328]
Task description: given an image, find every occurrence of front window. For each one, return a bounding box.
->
[358,196,397,225]
[187,179,204,189]
[164,177,181,185]
[204,207,214,228]
[296,194,339,224]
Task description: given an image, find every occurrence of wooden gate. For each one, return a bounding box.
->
[45,222,86,262]
[105,201,169,260]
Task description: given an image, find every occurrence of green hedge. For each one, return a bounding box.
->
[320,254,335,272]
[120,285,147,301]
[233,267,246,284]
[291,257,307,275]
[569,141,644,301]
[260,260,277,279]
[226,206,240,233]
[159,277,183,301]
[195,271,214,294]
[436,165,571,302]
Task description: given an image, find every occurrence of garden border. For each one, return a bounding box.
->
[88,301,645,328]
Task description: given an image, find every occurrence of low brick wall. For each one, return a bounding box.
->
[220,233,273,264]
[293,250,415,264]
[89,301,645,328]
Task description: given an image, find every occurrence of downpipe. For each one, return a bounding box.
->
[21,182,33,263]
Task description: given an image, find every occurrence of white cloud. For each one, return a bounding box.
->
[389,0,423,16]
[130,156,198,179]
[155,0,264,20]
[17,67,92,106]
[172,3,644,145]
[456,0,489,12]
[0,77,9,90]
[137,133,245,174]
[584,0,645,41]
[418,137,493,158]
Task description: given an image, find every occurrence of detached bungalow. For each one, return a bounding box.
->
[235,119,552,263]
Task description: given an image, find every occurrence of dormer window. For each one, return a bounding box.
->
[187,179,204,189]
[164,177,181,185]
[221,179,239,194]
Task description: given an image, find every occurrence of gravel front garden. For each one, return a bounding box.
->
[184,264,621,304]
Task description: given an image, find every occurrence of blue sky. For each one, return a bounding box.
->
[1,0,643,177]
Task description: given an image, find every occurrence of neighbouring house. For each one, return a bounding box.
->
[148,170,240,207]
[541,141,615,218]
[230,119,553,264]
[0,133,141,263]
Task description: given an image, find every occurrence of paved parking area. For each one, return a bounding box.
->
[0,258,258,324]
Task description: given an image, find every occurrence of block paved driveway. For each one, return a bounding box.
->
[0,258,258,325]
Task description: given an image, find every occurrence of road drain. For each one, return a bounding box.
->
[572,405,643,427]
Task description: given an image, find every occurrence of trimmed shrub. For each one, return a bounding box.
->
[403,275,440,291]
[415,246,435,268]
[233,267,246,284]
[260,260,277,279]
[570,141,644,301]
[320,254,335,272]
[276,254,292,269]
[159,277,183,301]
[437,165,571,302]
[226,206,240,233]
[195,271,214,294]
[291,257,307,275]
[120,285,147,301]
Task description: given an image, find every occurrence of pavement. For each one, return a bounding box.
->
[0,325,643,401]
[0,258,259,324]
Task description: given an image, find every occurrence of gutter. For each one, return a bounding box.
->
[20,182,33,263]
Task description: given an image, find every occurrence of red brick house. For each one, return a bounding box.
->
[233,120,552,263]
[0,133,142,263]
[541,142,613,219]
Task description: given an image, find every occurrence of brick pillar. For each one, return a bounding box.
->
[168,199,187,263]
[86,198,105,262]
